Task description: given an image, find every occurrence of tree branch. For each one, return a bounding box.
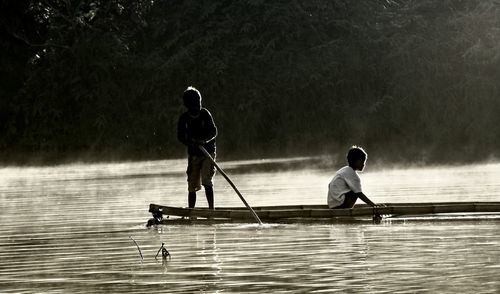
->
[10,31,70,49]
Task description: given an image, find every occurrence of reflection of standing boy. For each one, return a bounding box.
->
[328,146,378,209]
[177,87,217,209]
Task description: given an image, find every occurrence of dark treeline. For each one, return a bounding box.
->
[1,0,500,164]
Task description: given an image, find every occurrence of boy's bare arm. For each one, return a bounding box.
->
[354,192,376,207]
[198,125,217,144]
[193,126,217,145]
[177,117,189,146]
[203,110,217,143]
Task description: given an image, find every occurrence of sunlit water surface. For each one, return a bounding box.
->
[0,159,499,293]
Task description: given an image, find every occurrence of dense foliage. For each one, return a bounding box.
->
[1,0,500,164]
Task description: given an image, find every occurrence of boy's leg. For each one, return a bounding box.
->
[335,191,358,209]
[188,192,196,208]
[201,153,216,209]
[187,156,203,208]
[203,185,214,209]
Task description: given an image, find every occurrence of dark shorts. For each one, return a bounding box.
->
[332,191,359,209]
[186,153,216,192]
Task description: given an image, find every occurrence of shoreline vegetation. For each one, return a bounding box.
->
[2,1,500,166]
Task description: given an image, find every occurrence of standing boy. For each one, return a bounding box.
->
[328,146,378,209]
[177,86,217,209]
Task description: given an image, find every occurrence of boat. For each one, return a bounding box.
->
[147,201,500,225]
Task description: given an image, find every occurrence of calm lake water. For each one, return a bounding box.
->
[0,159,499,293]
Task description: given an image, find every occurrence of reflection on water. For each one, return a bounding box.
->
[0,160,499,293]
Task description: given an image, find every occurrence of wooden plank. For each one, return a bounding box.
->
[228,210,272,219]
[310,209,352,217]
[351,207,378,216]
[229,210,255,219]
[433,204,475,213]
[149,203,162,213]
[162,206,192,217]
[391,205,434,215]
[218,205,327,211]
[150,204,234,219]
[268,209,310,219]
[475,203,500,212]
[189,209,232,219]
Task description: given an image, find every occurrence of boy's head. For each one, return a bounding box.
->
[183,86,202,114]
[347,146,367,171]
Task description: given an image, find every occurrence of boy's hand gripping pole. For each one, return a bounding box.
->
[198,146,263,225]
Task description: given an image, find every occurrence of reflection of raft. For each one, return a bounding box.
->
[147,202,500,225]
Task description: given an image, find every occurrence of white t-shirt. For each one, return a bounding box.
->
[327,166,362,208]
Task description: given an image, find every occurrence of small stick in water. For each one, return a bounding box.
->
[129,236,144,262]
[155,242,171,261]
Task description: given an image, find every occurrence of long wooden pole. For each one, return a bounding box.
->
[198,146,263,225]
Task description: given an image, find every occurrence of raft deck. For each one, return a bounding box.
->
[148,201,500,224]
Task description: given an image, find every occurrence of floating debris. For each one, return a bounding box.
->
[155,242,171,261]
[129,236,143,262]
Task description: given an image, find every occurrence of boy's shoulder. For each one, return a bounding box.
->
[201,107,212,116]
[183,108,211,116]
[336,166,357,177]
[336,165,352,173]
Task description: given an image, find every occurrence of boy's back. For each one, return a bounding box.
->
[327,166,362,208]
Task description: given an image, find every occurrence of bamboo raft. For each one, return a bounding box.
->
[148,202,500,225]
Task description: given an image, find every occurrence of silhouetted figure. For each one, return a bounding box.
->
[328,146,379,209]
[177,87,217,209]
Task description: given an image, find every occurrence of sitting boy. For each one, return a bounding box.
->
[328,146,378,209]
